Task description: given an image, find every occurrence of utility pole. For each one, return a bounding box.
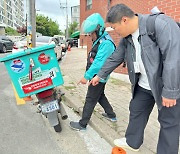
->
[65,0,68,39]
[24,0,36,101]
[26,0,36,48]
[59,0,68,39]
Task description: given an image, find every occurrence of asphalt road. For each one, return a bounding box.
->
[0,53,112,154]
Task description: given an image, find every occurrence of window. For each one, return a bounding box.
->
[6,0,11,6]
[8,20,13,27]
[0,8,4,15]
[86,0,92,10]
[0,15,4,23]
[0,1,3,7]
[74,8,77,12]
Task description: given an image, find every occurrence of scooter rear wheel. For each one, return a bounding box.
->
[54,120,62,132]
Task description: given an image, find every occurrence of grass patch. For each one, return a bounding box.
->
[110,77,128,86]
[112,122,118,129]
[64,86,76,90]
[69,81,75,85]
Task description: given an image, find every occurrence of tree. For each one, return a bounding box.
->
[5,27,20,36]
[17,26,27,35]
[36,14,63,36]
[68,21,79,37]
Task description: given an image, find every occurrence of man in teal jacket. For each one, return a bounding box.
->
[70,13,117,130]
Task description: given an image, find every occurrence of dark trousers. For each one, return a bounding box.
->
[79,82,116,128]
[125,85,180,154]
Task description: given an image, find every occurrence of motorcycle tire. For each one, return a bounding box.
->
[54,120,62,132]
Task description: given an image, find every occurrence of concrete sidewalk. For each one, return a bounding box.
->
[60,48,180,154]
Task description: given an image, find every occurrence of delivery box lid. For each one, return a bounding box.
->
[0,44,55,62]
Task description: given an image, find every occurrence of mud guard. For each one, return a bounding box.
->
[47,111,59,126]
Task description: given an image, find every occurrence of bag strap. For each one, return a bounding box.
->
[146,12,164,42]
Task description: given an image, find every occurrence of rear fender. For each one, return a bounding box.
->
[47,111,59,126]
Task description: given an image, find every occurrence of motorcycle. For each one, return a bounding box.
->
[0,44,67,133]
[36,88,68,132]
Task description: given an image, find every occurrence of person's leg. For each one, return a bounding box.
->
[125,85,155,149]
[157,99,180,154]
[98,83,116,118]
[79,83,105,128]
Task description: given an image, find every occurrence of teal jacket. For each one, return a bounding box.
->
[84,31,115,83]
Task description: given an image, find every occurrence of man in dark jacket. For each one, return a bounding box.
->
[90,4,180,154]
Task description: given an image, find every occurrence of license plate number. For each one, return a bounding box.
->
[41,100,59,113]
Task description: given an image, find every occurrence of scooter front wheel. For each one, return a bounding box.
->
[54,119,62,132]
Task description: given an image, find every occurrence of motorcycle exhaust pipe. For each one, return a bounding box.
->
[59,103,68,120]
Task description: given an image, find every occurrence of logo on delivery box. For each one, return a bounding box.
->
[22,78,52,93]
[10,59,25,73]
[38,53,50,64]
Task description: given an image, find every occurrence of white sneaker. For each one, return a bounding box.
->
[114,137,139,152]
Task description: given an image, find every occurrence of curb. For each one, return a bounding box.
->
[59,87,156,154]
[60,86,119,147]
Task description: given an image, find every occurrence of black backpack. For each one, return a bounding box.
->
[146,13,180,42]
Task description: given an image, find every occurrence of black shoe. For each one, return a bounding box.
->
[69,121,86,131]
[102,113,117,122]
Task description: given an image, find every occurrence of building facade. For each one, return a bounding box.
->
[71,5,80,24]
[80,0,180,74]
[0,0,24,29]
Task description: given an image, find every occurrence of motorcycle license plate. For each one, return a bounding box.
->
[41,100,59,113]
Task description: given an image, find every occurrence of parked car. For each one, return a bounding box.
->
[53,35,67,53]
[59,40,68,52]
[0,35,14,53]
[13,36,62,60]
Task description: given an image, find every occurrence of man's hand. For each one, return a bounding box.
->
[89,75,100,86]
[78,77,88,85]
[162,97,176,107]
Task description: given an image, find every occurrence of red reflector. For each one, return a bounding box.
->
[13,46,18,49]
[36,89,53,99]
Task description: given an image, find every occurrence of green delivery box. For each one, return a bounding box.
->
[0,44,64,98]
